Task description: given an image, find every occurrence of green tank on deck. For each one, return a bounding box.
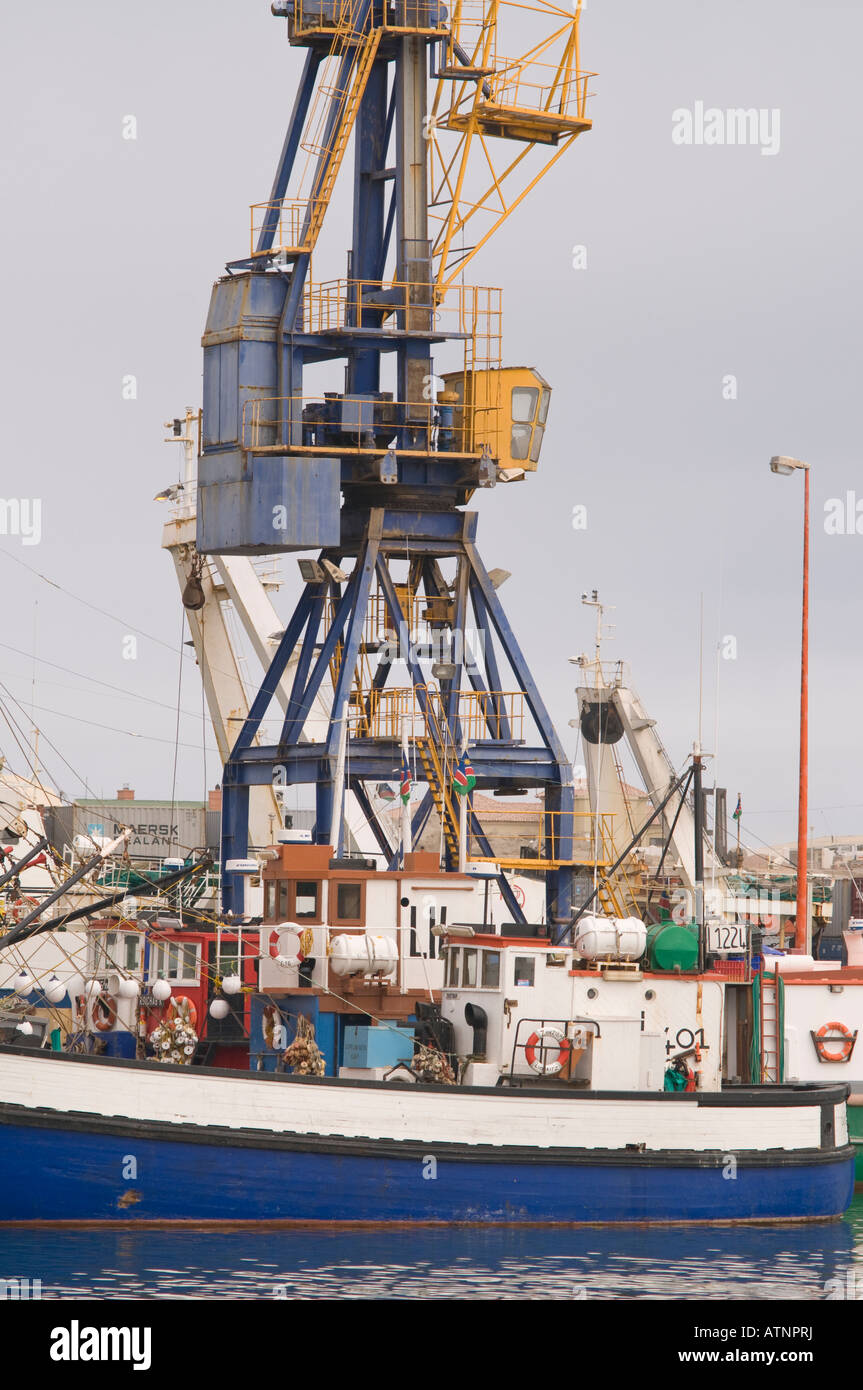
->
[646,920,699,972]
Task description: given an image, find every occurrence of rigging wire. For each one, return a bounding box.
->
[168,608,186,861]
[0,641,208,721]
[0,550,199,663]
[3,699,219,754]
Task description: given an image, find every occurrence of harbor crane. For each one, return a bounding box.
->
[190,0,595,932]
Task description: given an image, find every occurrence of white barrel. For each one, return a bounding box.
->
[574,915,647,962]
[771,953,814,973]
[329,934,398,978]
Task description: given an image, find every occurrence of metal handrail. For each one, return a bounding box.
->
[241,394,487,455]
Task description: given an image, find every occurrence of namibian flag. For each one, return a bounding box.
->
[733,795,742,822]
[400,753,412,804]
[453,751,476,798]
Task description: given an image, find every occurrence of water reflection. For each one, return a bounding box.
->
[2,1202,862,1300]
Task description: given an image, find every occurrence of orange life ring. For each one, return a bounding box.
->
[524,1027,571,1076]
[814,1021,857,1063]
[92,994,117,1032]
[169,995,198,1031]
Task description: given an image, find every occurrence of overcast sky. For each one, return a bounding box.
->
[1,0,861,853]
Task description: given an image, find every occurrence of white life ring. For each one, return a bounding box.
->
[268,926,302,970]
[524,1026,571,1076]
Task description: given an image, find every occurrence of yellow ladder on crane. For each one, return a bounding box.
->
[413,692,463,861]
[416,735,460,860]
[304,26,382,253]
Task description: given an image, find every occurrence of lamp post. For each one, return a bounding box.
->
[769,455,810,953]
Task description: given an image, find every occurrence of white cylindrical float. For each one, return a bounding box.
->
[329,934,398,978]
[574,915,647,962]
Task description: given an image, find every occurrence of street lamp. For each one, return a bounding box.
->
[769,455,810,953]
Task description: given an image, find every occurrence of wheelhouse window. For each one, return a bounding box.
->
[266,879,321,923]
[445,947,500,990]
[513,955,535,987]
[150,941,200,986]
[264,880,276,919]
[447,947,460,988]
[334,881,363,924]
[462,948,478,988]
[481,950,501,989]
[95,931,143,975]
[295,881,319,919]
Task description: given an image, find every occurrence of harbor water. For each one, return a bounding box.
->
[4,1195,863,1299]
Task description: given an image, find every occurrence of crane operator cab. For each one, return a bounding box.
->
[441,367,551,477]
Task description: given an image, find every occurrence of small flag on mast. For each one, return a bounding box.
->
[453,751,476,798]
[733,795,742,821]
[399,752,412,804]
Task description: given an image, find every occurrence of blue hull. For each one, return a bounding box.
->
[0,1117,853,1225]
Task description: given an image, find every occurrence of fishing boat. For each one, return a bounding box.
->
[0,0,854,1230]
[0,891,854,1225]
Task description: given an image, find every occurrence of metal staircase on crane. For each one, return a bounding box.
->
[304,25,383,252]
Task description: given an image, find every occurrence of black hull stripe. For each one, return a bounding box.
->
[0,1215,847,1230]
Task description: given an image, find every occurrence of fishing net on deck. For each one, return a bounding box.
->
[283,1014,326,1076]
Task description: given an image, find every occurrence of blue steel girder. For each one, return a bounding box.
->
[469,574,512,741]
[463,541,575,922]
[423,558,497,738]
[443,553,468,738]
[288,331,457,357]
[229,742,560,786]
[280,565,361,750]
[231,584,317,755]
[325,514,382,759]
[280,580,328,744]
[219,781,250,916]
[464,540,572,772]
[373,553,434,722]
[350,56,388,394]
[340,506,477,552]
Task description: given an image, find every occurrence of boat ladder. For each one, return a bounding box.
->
[760,970,781,1083]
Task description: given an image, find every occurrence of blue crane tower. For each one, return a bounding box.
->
[196,0,594,933]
